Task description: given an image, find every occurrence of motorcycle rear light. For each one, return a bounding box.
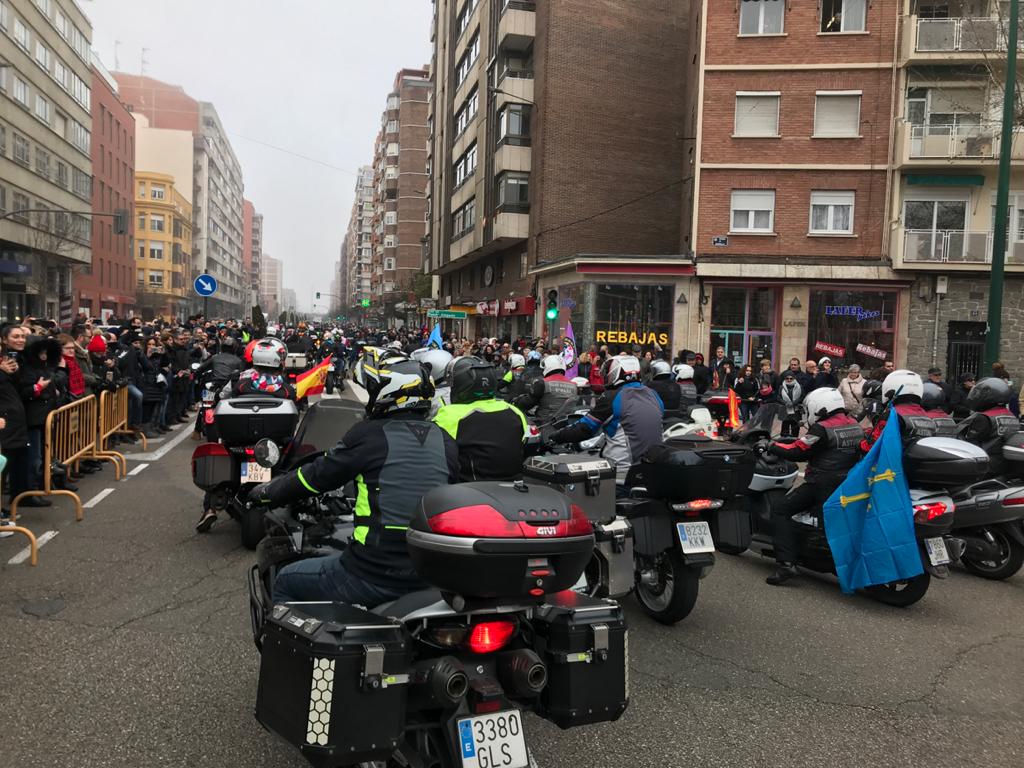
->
[429,505,521,537]
[244,448,255,457]
[192,442,229,459]
[465,621,516,654]
[1005,497,1024,506]
[473,698,504,715]
[565,504,593,536]
[913,502,948,523]
[672,499,723,515]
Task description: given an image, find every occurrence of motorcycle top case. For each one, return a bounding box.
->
[285,352,309,371]
[256,601,410,768]
[531,591,628,729]
[213,396,299,445]
[407,481,594,600]
[522,454,617,524]
[626,436,755,501]
[904,437,989,488]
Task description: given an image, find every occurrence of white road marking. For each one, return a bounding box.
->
[127,423,196,461]
[83,488,116,508]
[8,530,58,564]
[128,463,149,476]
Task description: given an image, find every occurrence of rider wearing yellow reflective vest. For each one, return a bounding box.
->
[435,356,528,482]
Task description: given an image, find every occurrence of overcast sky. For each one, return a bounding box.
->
[83,0,433,312]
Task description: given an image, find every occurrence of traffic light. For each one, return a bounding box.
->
[361,298,371,308]
[545,289,558,321]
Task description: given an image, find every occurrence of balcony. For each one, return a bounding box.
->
[905,15,1024,61]
[900,228,1024,268]
[498,0,535,52]
[900,123,1024,165]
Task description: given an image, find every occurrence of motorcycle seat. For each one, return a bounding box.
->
[373,589,445,619]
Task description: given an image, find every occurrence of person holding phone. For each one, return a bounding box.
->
[0,325,31,514]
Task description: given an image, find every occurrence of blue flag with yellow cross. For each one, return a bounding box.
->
[823,411,923,593]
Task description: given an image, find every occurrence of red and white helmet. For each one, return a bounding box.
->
[251,338,287,370]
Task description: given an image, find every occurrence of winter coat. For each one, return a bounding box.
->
[0,357,29,448]
[733,376,759,402]
[139,352,168,403]
[838,376,866,414]
[18,338,68,428]
[814,370,839,389]
[74,344,100,392]
[779,380,804,416]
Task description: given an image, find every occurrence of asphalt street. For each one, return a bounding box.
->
[1,392,1022,768]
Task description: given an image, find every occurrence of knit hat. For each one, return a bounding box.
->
[88,335,107,355]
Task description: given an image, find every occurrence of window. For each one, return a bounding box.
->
[384,234,397,248]
[821,0,866,33]
[387,95,400,110]
[814,92,861,138]
[137,213,146,231]
[150,242,164,260]
[54,60,68,90]
[455,32,480,88]
[0,186,5,214]
[0,2,7,30]
[70,25,88,60]
[384,257,396,271]
[13,134,29,166]
[34,41,50,70]
[386,142,399,156]
[730,190,775,232]
[809,191,855,234]
[33,0,51,16]
[454,88,479,136]
[137,242,145,260]
[453,143,477,188]
[456,0,478,37]
[56,161,67,188]
[496,171,530,211]
[0,126,6,155]
[734,92,780,137]
[150,215,165,232]
[138,181,146,197]
[497,103,531,145]
[149,270,164,287]
[12,192,29,222]
[14,18,28,49]
[13,77,29,107]
[739,0,784,35]
[34,147,49,177]
[71,73,90,110]
[34,94,50,123]
[55,9,69,38]
[151,184,166,200]
[70,120,90,153]
[72,168,91,199]
[452,198,476,240]
[386,120,398,133]
[384,211,397,225]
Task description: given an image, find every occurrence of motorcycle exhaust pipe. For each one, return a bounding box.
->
[408,656,469,710]
[497,649,547,697]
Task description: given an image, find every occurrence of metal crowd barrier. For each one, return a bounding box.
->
[99,385,148,452]
[1,475,37,565]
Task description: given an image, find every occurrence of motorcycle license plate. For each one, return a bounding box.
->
[925,536,951,566]
[328,364,335,371]
[241,462,271,484]
[456,710,528,768]
[201,391,216,403]
[676,521,715,554]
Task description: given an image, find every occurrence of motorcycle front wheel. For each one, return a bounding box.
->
[862,572,930,607]
[634,548,700,625]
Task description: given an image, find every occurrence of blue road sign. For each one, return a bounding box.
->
[193,274,218,297]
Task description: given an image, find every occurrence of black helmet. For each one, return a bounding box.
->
[965,376,1012,412]
[448,356,497,404]
[862,379,883,400]
[921,382,947,410]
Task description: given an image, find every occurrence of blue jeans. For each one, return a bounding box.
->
[272,555,408,608]
[126,384,144,427]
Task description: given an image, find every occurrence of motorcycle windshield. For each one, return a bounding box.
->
[281,399,364,471]
[734,402,780,439]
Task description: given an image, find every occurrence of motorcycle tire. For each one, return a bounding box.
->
[716,543,748,556]
[240,506,266,551]
[325,378,334,395]
[961,527,1024,580]
[862,572,930,608]
[633,548,700,625]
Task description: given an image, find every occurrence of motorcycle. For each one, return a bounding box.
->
[191,394,300,549]
[662,404,716,439]
[721,407,974,607]
[323,354,345,395]
[247,407,628,767]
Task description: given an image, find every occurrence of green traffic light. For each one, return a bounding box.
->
[545,307,558,321]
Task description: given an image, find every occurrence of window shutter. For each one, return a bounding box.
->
[732,190,774,211]
[735,94,780,136]
[815,95,861,137]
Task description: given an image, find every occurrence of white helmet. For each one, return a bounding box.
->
[650,360,672,379]
[603,355,641,388]
[673,364,695,382]
[882,369,924,402]
[413,348,454,386]
[251,338,287,370]
[507,353,526,371]
[804,387,846,426]
[542,354,566,377]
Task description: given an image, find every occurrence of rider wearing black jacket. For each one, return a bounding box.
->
[252,350,459,607]
[646,360,681,412]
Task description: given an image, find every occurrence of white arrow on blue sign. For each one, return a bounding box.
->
[193,274,219,297]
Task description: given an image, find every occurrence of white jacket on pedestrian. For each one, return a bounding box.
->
[839,376,865,414]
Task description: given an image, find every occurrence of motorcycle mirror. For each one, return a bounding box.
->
[191,362,201,371]
[254,438,281,469]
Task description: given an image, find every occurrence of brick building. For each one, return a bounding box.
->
[242,199,263,308]
[76,56,135,321]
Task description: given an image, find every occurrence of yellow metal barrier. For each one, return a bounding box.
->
[94,389,128,477]
[103,385,148,451]
[1,476,37,565]
[10,395,120,523]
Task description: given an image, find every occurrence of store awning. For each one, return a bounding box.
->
[905,174,985,187]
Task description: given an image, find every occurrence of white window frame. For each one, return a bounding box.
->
[150,214,165,232]
[34,40,50,71]
[813,91,862,138]
[733,91,781,137]
[13,76,29,106]
[384,234,397,248]
[54,59,68,90]
[13,18,29,49]
[151,184,166,200]
[730,190,776,233]
[149,242,164,260]
[384,211,397,225]
[148,270,164,287]
[386,120,398,133]
[809,191,855,235]
[739,0,785,36]
[821,0,867,34]
[34,93,50,123]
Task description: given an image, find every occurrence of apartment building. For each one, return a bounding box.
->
[369,68,431,323]
[134,171,192,320]
[428,0,689,342]
[260,253,282,320]
[0,0,95,321]
[341,165,375,309]
[113,74,246,318]
[76,54,135,321]
[242,198,263,308]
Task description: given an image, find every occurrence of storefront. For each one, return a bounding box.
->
[497,296,535,340]
[806,289,899,369]
[709,286,779,367]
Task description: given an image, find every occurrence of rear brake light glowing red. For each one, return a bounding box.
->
[565,504,593,536]
[192,442,229,459]
[429,505,520,537]
[465,621,516,654]
[913,502,948,522]
[1005,497,1024,506]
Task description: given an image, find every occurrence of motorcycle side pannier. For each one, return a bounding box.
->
[523,454,617,524]
[626,436,755,501]
[904,437,989,487]
[190,443,233,490]
[531,591,629,729]
[256,601,410,768]
[407,482,594,599]
[214,397,300,445]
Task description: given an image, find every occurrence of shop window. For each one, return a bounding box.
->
[593,284,673,351]
[739,0,784,35]
[710,286,778,366]
[734,92,780,137]
[809,191,855,234]
[730,190,775,233]
[807,290,897,368]
[821,0,866,33]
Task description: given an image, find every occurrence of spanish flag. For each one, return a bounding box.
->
[727,388,741,428]
[295,356,332,399]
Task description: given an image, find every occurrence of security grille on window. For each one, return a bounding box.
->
[809,191,855,234]
[821,0,866,33]
[739,0,784,35]
[496,172,529,211]
[814,92,861,137]
[497,103,531,145]
[734,92,780,137]
[731,190,775,232]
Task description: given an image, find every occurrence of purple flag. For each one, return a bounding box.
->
[562,321,578,379]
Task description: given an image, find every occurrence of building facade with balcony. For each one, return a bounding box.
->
[134,171,191,320]
[428,0,689,343]
[0,0,94,321]
[340,165,374,314]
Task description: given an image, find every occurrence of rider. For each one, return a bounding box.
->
[646,360,681,413]
[921,381,958,437]
[413,347,454,416]
[497,353,527,398]
[222,338,296,399]
[862,370,937,450]
[191,336,244,441]
[672,363,699,408]
[547,355,663,482]
[435,356,528,481]
[765,388,863,585]
[517,354,579,431]
[251,350,459,607]
[960,377,1020,475]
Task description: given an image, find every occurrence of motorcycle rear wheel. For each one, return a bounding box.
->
[961,527,1024,580]
[634,548,700,625]
[716,543,748,556]
[862,572,930,607]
